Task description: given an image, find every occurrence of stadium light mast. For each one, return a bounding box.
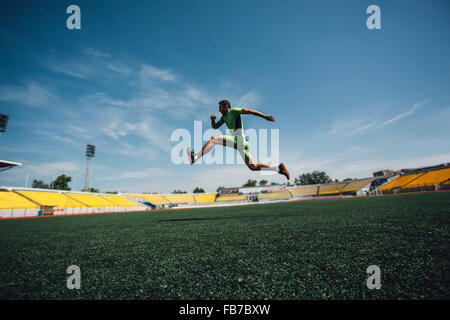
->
[84,144,95,192]
[0,113,9,136]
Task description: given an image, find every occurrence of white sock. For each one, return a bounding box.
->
[277,164,281,173]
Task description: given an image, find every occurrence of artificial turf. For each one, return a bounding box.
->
[0,192,449,300]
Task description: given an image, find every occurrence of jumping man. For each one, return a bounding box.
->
[186,99,290,179]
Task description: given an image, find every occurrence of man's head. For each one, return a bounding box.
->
[218,99,231,115]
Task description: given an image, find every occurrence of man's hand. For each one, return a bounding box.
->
[210,114,216,121]
[265,114,275,122]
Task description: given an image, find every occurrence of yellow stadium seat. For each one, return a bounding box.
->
[0,191,39,209]
[258,192,291,199]
[101,195,141,207]
[380,173,425,191]
[66,193,117,207]
[288,186,318,197]
[125,194,171,204]
[15,190,86,208]
[194,193,218,203]
[341,178,374,192]
[164,194,195,204]
[402,168,450,188]
[216,195,246,202]
[318,183,347,195]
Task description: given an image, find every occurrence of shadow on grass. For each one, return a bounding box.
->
[158,214,285,223]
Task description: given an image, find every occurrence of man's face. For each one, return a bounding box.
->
[219,103,228,115]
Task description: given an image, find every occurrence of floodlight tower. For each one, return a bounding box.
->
[0,114,9,136]
[84,144,95,191]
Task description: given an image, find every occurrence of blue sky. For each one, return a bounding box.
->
[1,0,449,193]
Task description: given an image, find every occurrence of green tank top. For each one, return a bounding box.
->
[220,108,244,137]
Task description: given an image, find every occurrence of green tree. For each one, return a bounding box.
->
[216,186,225,193]
[270,182,278,186]
[50,174,72,190]
[105,191,118,194]
[82,187,99,193]
[32,179,49,189]
[242,179,257,187]
[343,178,354,182]
[193,187,205,193]
[172,190,187,194]
[295,171,331,186]
[259,179,268,186]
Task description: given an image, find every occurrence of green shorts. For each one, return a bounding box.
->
[224,135,251,160]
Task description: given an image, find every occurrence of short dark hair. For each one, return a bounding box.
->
[218,100,231,108]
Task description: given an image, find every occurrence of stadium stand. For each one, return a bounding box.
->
[194,193,218,203]
[101,195,141,207]
[288,186,319,197]
[380,173,425,191]
[125,194,171,205]
[2,162,448,219]
[341,178,374,192]
[258,192,292,200]
[15,190,86,208]
[318,183,347,195]
[216,195,246,202]
[0,190,39,209]
[163,194,195,204]
[0,188,148,218]
[66,193,117,207]
[0,190,39,218]
[402,167,450,188]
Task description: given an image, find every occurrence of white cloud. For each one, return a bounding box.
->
[106,63,132,75]
[0,83,54,107]
[285,146,370,174]
[320,99,430,137]
[99,112,171,153]
[9,161,83,181]
[81,47,110,58]
[42,58,93,79]
[319,118,372,137]
[96,167,167,181]
[1,48,267,193]
[382,99,430,127]
[353,121,377,133]
[33,129,81,146]
[233,91,260,107]
[139,64,177,82]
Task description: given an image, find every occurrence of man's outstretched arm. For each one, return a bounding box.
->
[241,108,275,122]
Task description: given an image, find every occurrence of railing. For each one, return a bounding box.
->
[0,206,150,218]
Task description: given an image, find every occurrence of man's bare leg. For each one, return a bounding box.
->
[187,136,290,179]
[187,135,228,164]
[245,154,290,179]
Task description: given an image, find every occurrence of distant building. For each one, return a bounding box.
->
[373,169,394,177]
[373,163,449,177]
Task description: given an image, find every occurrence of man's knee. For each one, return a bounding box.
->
[209,136,218,145]
[212,136,224,145]
[247,163,259,171]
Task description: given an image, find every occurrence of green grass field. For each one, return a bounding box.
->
[0,192,449,300]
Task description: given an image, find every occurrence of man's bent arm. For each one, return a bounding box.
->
[241,108,275,122]
[212,118,224,129]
